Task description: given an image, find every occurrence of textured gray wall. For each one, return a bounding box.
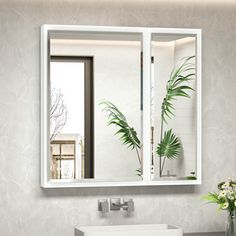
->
[1,0,236,235]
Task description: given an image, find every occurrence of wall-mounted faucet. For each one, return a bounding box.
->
[98,198,134,213]
[110,198,134,212]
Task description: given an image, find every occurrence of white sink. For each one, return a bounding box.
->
[75,224,183,236]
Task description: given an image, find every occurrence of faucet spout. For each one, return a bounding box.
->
[110,198,134,212]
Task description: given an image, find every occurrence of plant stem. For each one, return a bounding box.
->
[135,146,141,165]
[161,156,166,175]
[159,109,164,177]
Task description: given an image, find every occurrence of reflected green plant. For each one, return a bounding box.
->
[100,56,195,178]
[157,56,195,177]
[100,101,142,175]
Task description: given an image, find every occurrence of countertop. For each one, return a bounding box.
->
[184,233,224,236]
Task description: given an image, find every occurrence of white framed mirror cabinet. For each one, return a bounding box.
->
[40,25,201,188]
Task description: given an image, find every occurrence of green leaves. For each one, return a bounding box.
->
[158,56,195,176]
[202,192,220,204]
[202,191,235,212]
[100,101,141,150]
[156,129,182,160]
[162,56,195,123]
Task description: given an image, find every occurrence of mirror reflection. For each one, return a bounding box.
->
[49,31,143,181]
[151,34,197,181]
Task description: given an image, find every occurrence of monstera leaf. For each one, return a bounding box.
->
[157,129,182,160]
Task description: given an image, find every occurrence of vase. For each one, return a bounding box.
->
[226,212,236,236]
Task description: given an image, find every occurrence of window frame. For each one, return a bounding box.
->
[51,140,76,179]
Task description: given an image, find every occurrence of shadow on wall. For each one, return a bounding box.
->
[40,185,198,198]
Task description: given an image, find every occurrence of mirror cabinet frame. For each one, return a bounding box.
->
[41,25,202,188]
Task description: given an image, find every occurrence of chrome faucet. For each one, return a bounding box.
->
[110,198,134,212]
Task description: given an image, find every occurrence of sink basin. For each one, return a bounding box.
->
[75,224,183,236]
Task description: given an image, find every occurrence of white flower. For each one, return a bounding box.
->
[228,195,235,200]
[222,182,230,189]
[222,202,229,209]
[227,190,235,200]
[219,190,227,198]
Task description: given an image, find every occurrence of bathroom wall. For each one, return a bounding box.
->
[1,0,236,235]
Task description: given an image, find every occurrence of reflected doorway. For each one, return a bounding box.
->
[50,56,94,179]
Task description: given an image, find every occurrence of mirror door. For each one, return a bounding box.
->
[149,29,201,184]
[42,26,145,186]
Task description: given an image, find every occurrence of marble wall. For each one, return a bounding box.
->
[1,0,236,235]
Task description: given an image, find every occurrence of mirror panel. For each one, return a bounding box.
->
[150,33,199,181]
[48,30,143,182]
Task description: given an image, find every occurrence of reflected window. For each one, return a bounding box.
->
[51,140,76,179]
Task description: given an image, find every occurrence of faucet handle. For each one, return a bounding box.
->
[110,198,121,211]
[98,199,109,213]
[123,198,134,212]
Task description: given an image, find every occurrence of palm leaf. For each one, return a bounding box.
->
[156,129,182,160]
[162,56,195,123]
[100,101,141,150]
